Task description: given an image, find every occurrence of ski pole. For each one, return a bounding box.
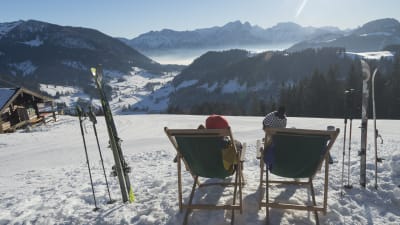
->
[344,89,355,189]
[77,106,99,211]
[89,107,115,204]
[345,117,353,189]
[340,117,347,196]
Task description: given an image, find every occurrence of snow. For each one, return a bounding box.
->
[221,79,247,93]
[175,80,198,90]
[39,84,91,111]
[61,60,87,71]
[0,114,399,225]
[107,68,176,113]
[21,36,43,47]
[9,60,37,76]
[58,37,95,50]
[345,51,394,61]
[360,32,392,37]
[0,21,22,40]
[39,68,178,114]
[199,82,218,92]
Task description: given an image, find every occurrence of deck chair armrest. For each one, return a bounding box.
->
[256,139,263,159]
[240,142,247,162]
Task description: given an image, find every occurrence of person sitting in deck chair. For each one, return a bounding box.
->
[262,106,287,130]
[204,115,242,174]
[262,106,287,163]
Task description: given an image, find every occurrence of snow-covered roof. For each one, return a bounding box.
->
[0,87,53,114]
[0,88,17,109]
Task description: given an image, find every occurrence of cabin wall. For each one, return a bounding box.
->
[0,89,56,133]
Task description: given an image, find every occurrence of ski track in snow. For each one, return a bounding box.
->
[0,115,399,225]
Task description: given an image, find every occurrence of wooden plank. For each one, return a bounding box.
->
[183,204,241,210]
[261,202,325,212]
[165,128,231,137]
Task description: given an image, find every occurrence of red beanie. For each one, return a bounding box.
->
[205,115,229,129]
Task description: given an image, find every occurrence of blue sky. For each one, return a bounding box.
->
[1,0,399,38]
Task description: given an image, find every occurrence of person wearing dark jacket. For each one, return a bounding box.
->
[263,106,287,129]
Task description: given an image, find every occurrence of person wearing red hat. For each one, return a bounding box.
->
[204,115,243,174]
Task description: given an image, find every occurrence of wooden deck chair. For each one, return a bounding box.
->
[258,128,339,225]
[164,127,245,225]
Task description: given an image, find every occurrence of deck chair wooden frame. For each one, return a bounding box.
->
[258,127,339,225]
[164,127,245,225]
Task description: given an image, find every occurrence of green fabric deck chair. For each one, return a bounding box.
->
[164,127,245,225]
[259,128,339,225]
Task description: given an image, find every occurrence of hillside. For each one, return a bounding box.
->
[288,18,400,52]
[167,48,355,114]
[0,20,182,92]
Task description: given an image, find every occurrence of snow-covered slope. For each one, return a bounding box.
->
[40,67,178,114]
[0,115,399,224]
[0,21,22,40]
[345,51,395,60]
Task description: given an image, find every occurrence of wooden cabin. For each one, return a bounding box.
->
[0,87,56,133]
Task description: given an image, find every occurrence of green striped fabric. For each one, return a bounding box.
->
[176,136,232,179]
[268,134,330,178]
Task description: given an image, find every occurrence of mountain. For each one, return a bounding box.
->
[120,21,343,53]
[167,47,357,114]
[0,20,181,92]
[288,18,400,52]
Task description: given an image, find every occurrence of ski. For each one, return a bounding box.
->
[90,65,134,203]
[360,60,371,188]
[371,68,383,189]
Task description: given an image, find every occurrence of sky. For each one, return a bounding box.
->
[1,0,400,39]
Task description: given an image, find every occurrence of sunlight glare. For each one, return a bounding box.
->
[295,0,308,18]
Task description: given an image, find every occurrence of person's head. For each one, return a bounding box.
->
[276,106,286,119]
[205,114,229,129]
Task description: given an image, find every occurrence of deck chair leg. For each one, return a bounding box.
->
[323,159,329,214]
[310,180,320,225]
[231,208,235,225]
[240,161,246,186]
[259,157,265,210]
[239,162,243,214]
[183,176,198,225]
[178,155,183,212]
[231,166,240,225]
[266,166,270,225]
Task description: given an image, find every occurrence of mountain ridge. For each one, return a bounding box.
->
[288,18,400,52]
[119,20,344,53]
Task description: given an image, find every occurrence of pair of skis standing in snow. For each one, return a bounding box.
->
[77,65,134,210]
[341,59,383,195]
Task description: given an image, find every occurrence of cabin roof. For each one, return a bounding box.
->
[0,87,53,114]
[0,88,16,109]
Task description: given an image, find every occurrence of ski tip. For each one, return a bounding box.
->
[129,187,135,203]
[90,67,97,76]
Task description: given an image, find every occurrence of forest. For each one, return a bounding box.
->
[168,47,400,119]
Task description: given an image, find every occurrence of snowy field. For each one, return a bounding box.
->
[0,115,399,225]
